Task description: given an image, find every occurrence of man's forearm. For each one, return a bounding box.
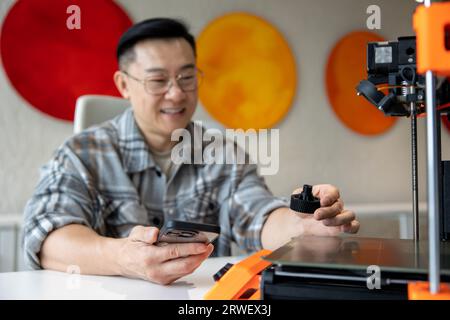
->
[40,224,123,275]
[261,207,305,251]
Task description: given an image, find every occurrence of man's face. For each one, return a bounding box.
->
[119,38,198,138]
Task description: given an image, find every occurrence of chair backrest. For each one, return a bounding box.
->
[74,95,130,133]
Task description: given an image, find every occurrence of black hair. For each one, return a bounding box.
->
[117,18,196,70]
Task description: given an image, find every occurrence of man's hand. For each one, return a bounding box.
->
[261,184,360,250]
[293,184,360,236]
[118,226,214,285]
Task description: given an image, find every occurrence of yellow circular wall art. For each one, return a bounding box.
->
[197,12,297,129]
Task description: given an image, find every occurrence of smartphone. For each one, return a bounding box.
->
[157,220,221,245]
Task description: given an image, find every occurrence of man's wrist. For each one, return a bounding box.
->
[96,236,125,276]
[262,207,304,250]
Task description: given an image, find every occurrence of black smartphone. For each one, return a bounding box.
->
[157,220,221,245]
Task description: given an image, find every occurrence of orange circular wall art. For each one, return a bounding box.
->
[197,13,297,129]
[326,31,397,135]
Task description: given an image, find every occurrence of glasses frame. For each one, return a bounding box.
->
[121,68,204,95]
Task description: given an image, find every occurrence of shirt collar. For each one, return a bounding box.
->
[113,108,156,173]
[113,109,206,173]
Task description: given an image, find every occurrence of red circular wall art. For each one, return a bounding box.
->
[0,0,132,121]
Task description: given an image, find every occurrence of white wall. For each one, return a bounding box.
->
[1,0,449,217]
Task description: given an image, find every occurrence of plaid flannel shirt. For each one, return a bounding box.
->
[22,108,287,269]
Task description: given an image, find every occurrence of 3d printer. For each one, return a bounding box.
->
[206,1,450,300]
[356,36,450,242]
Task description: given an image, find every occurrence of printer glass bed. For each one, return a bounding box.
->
[263,235,450,277]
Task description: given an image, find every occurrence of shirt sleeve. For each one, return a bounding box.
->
[228,163,289,253]
[22,143,100,270]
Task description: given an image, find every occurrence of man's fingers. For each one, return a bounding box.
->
[321,210,356,227]
[313,184,340,206]
[292,187,302,195]
[314,199,344,220]
[292,185,341,207]
[129,226,159,244]
[342,220,360,234]
[155,244,214,284]
[165,244,213,274]
[156,242,209,262]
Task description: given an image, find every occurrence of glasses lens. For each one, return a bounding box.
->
[145,77,169,94]
[177,72,199,92]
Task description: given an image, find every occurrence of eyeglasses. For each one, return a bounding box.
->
[121,68,204,95]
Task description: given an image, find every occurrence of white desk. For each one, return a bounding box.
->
[0,256,240,300]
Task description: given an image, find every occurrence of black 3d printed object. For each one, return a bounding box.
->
[290,184,321,214]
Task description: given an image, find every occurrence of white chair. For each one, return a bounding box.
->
[74,95,130,133]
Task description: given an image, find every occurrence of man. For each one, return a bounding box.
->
[23,18,359,285]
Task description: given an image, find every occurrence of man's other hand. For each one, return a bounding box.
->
[291,184,360,236]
